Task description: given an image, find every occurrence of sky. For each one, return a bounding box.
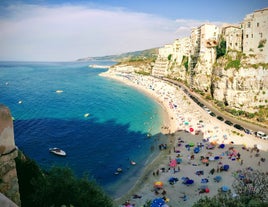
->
[0,0,267,61]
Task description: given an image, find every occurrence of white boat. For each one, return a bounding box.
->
[55,90,64,93]
[49,147,66,156]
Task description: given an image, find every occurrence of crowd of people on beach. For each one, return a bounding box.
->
[101,71,268,207]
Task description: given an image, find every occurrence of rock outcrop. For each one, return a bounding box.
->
[0,104,20,206]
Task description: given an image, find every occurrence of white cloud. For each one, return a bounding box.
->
[0,4,226,61]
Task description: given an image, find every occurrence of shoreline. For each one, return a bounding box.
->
[100,71,268,206]
[100,72,177,135]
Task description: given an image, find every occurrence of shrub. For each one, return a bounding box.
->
[225,59,241,70]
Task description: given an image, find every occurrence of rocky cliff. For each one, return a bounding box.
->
[0,104,20,206]
[211,52,268,112]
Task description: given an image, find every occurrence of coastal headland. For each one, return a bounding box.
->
[100,70,268,207]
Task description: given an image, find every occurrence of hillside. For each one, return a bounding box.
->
[76,48,159,62]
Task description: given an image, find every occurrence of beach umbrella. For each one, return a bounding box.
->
[194,147,200,153]
[189,142,195,147]
[221,186,229,192]
[169,159,177,167]
[223,164,229,171]
[214,156,220,160]
[151,198,165,207]
[168,177,178,184]
[185,179,194,185]
[209,157,214,161]
[202,158,208,163]
[214,175,222,182]
[219,144,225,149]
[154,181,164,188]
[201,178,209,183]
[176,158,182,164]
[184,121,189,125]
[189,127,194,132]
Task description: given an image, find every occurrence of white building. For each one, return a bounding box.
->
[158,44,173,59]
[242,7,268,63]
[189,24,220,67]
[173,37,191,64]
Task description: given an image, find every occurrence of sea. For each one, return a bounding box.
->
[0,61,168,198]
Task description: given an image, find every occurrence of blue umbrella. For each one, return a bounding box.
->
[221,186,229,192]
[223,165,229,171]
[219,144,225,149]
[176,158,182,164]
[194,147,200,153]
[214,175,222,182]
[151,198,165,207]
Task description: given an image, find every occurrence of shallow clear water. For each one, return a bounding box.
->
[0,61,167,197]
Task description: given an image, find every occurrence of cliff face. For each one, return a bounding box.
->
[0,104,20,206]
[212,67,268,112]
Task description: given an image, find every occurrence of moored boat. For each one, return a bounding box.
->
[49,147,66,156]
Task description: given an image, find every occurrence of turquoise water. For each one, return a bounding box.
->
[0,61,167,197]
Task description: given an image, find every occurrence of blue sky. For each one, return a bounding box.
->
[0,0,267,61]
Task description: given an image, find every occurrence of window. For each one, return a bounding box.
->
[247,22,251,28]
[252,34,253,38]
[257,22,259,27]
[260,33,263,38]
[246,34,249,38]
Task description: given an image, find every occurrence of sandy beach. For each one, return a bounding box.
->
[100,71,268,207]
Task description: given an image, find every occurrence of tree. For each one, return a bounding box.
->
[216,39,226,59]
[16,152,113,207]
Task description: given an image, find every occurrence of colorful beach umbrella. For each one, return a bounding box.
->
[154,181,164,188]
[189,127,194,132]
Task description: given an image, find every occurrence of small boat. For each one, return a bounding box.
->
[84,113,90,117]
[114,168,123,175]
[130,160,136,165]
[55,90,64,93]
[49,147,66,156]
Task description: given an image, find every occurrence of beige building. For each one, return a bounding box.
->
[222,25,243,52]
[242,7,268,63]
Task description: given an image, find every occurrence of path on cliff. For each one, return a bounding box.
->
[162,77,268,135]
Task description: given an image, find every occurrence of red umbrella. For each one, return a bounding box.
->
[190,127,194,132]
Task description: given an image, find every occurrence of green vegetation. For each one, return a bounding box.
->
[216,39,226,59]
[15,151,113,207]
[258,39,267,48]
[225,59,241,70]
[135,70,151,75]
[167,54,172,61]
[193,169,268,207]
[182,55,188,71]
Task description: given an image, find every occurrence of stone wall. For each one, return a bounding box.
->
[0,104,20,206]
